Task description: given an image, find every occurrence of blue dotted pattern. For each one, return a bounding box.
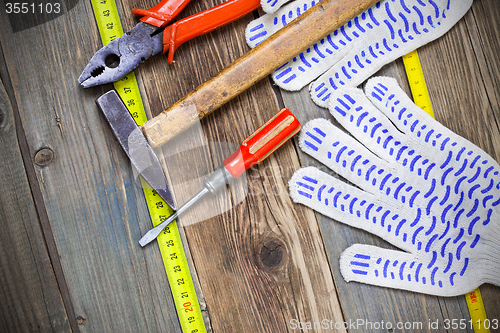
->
[294,83,500,290]
[247,0,457,103]
[248,0,321,45]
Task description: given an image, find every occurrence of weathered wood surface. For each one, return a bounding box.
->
[0,1,182,331]
[0,76,71,332]
[137,0,346,331]
[0,0,499,332]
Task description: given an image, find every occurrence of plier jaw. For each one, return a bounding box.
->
[79,22,163,88]
[79,0,261,87]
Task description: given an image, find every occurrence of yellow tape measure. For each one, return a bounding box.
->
[141,179,207,333]
[89,1,207,332]
[402,50,434,118]
[402,49,489,333]
[465,288,491,333]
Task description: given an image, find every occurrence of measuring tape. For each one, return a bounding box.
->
[141,179,207,333]
[402,50,434,119]
[402,49,489,333]
[89,1,207,331]
[465,288,491,333]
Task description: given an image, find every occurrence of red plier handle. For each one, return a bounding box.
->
[132,0,261,63]
[133,0,190,27]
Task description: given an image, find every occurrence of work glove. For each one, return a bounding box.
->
[289,76,500,296]
[246,0,473,108]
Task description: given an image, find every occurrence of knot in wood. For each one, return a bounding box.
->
[259,240,285,268]
[34,148,54,166]
[76,316,87,325]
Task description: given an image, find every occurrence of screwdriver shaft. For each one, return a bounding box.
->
[139,187,210,247]
[138,109,300,247]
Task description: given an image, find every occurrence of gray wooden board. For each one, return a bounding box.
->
[279,1,500,331]
[0,78,71,332]
[0,1,181,332]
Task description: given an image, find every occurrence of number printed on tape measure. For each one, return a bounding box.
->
[465,288,491,333]
[142,181,206,333]
[90,0,206,330]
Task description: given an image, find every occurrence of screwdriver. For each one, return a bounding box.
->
[139,108,301,246]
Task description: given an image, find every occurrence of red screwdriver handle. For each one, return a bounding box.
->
[223,109,301,178]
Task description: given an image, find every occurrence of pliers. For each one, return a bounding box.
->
[79,0,261,88]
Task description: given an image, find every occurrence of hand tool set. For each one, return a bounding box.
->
[82,0,378,234]
[96,91,300,245]
[79,0,260,87]
[81,0,495,328]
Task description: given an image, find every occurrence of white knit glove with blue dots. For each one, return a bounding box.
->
[289,77,500,296]
[246,0,472,108]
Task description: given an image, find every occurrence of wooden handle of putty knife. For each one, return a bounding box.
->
[141,0,379,148]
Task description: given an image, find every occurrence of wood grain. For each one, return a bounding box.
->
[0,1,182,332]
[0,79,71,332]
[279,0,500,330]
[141,0,379,148]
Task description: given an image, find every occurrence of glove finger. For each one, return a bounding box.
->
[289,167,415,252]
[328,85,409,163]
[296,121,493,278]
[299,118,390,194]
[365,76,500,179]
[308,0,473,107]
[363,77,500,213]
[248,0,368,90]
[299,118,438,229]
[340,244,478,296]
[246,0,316,48]
[260,0,295,14]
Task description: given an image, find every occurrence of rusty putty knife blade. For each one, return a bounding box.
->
[96,91,176,210]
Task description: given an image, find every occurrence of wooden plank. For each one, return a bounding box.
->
[0,1,182,332]
[464,0,500,319]
[131,0,347,330]
[0,79,70,332]
[279,0,500,330]
[422,0,500,320]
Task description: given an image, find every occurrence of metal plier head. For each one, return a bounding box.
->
[79,0,261,88]
[79,22,163,88]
